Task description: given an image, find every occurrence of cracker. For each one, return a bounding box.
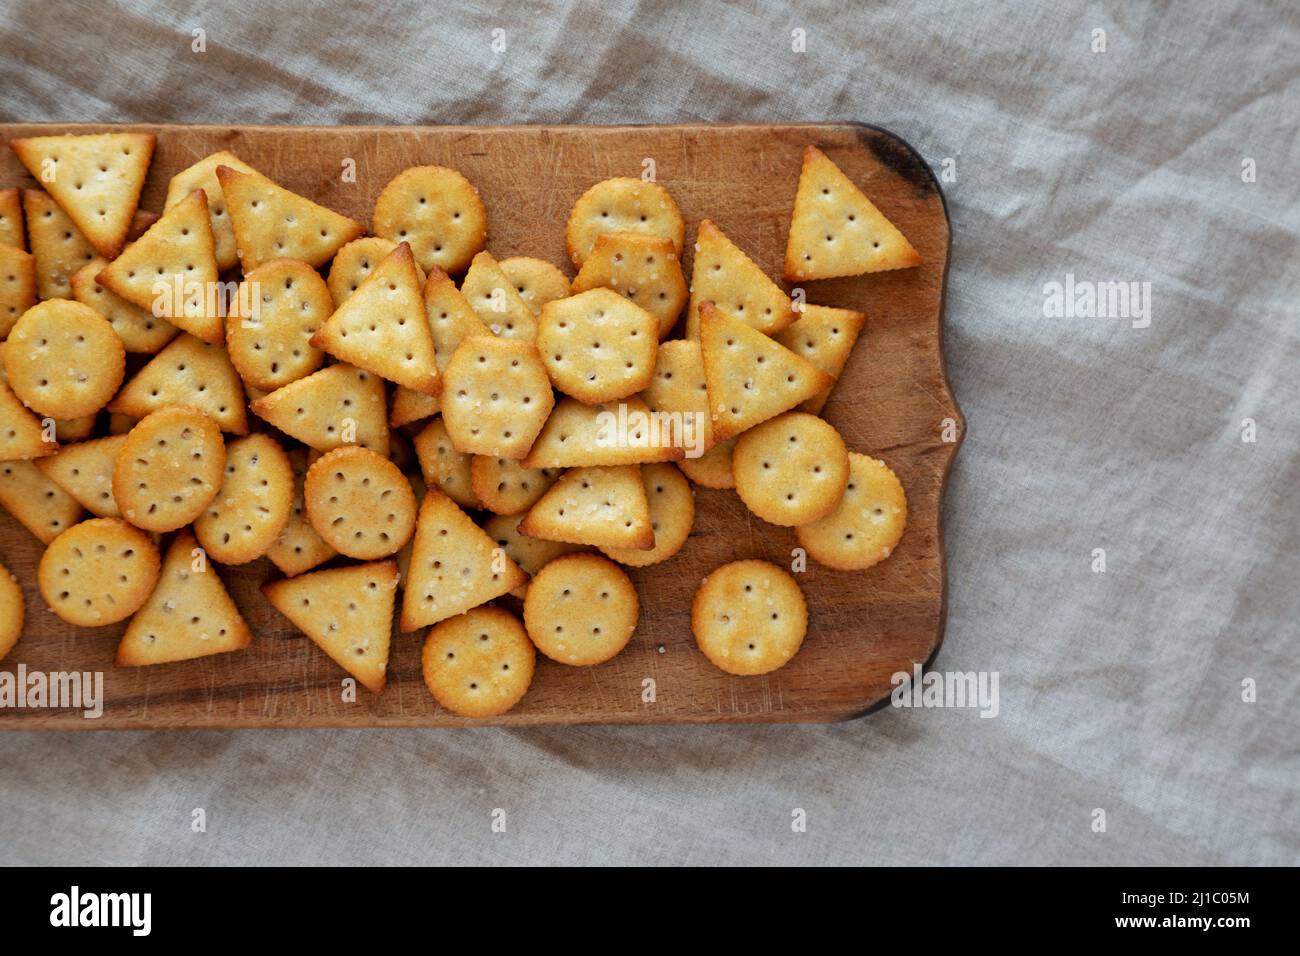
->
[399,488,528,632]
[482,512,585,598]
[109,333,248,434]
[226,257,330,391]
[677,435,737,489]
[0,376,55,461]
[35,434,127,517]
[22,189,97,300]
[216,164,364,271]
[311,242,440,394]
[3,299,124,418]
[795,453,908,570]
[523,553,638,666]
[249,363,388,454]
[460,250,537,341]
[412,416,479,509]
[116,528,253,666]
[538,288,657,404]
[394,467,426,590]
[164,149,258,272]
[265,447,337,576]
[422,606,536,717]
[518,464,653,550]
[641,338,714,455]
[784,145,921,280]
[38,517,160,627]
[0,188,23,248]
[10,132,154,259]
[565,177,685,267]
[263,560,398,694]
[390,386,440,428]
[521,396,683,469]
[328,236,425,306]
[113,405,225,533]
[424,265,492,366]
[686,219,797,339]
[194,432,294,564]
[699,302,834,441]
[0,459,82,542]
[0,562,21,662]
[692,559,807,675]
[600,462,694,567]
[773,304,867,415]
[441,334,553,459]
[95,189,223,344]
[372,164,486,274]
[470,455,557,515]
[499,256,570,315]
[570,232,687,338]
[304,445,417,560]
[0,243,36,338]
[71,256,178,353]
[733,412,849,526]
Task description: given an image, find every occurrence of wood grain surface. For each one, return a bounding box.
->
[0,122,961,728]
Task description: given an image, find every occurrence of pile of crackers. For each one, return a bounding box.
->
[0,132,917,717]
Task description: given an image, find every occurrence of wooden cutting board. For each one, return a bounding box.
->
[0,122,962,728]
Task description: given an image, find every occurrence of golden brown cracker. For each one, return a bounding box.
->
[164,149,257,272]
[0,561,21,662]
[250,363,388,454]
[38,517,160,627]
[565,177,684,267]
[692,559,807,675]
[570,232,687,338]
[35,434,127,518]
[0,458,82,542]
[303,445,417,560]
[422,606,536,717]
[773,304,867,415]
[677,435,737,489]
[22,189,97,300]
[226,257,330,391]
[113,405,226,533]
[71,256,179,354]
[0,243,36,338]
[517,464,653,551]
[0,376,56,461]
[328,236,425,306]
[600,462,693,567]
[523,553,638,666]
[0,188,23,249]
[522,396,683,470]
[441,334,553,459]
[499,256,570,315]
[538,288,657,404]
[194,432,294,565]
[265,447,338,577]
[412,416,479,509]
[733,412,849,526]
[109,333,248,434]
[686,219,796,339]
[372,165,486,275]
[460,250,537,341]
[795,453,907,570]
[482,512,586,598]
[3,299,124,419]
[641,338,714,455]
[470,455,557,516]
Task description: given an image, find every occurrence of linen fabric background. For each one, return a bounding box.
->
[0,0,1296,866]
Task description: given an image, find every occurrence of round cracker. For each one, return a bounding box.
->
[537,288,657,403]
[226,258,331,391]
[600,462,694,567]
[372,165,486,275]
[471,455,558,515]
[498,256,570,315]
[564,177,685,267]
[38,517,160,627]
[691,559,807,676]
[795,453,907,570]
[678,435,737,489]
[3,299,124,418]
[0,563,22,661]
[733,412,849,526]
[328,236,426,306]
[304,445,416,559]
[113,406,226,533]
[523,553,638,666]
[194,432,294,564]
[421,605,536,717]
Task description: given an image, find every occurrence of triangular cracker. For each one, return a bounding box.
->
[773,304,868,415]
[216,165,364,271]
[698,302,834,441]
[0,188,23,248]
[399,488,527,632]
[249,363,388,454]
[424,266,491,371]
[10,132,155,258]
[518,465,654,551]
[71,256,179,353]
[685,219,796,339]
[521,396,683,469]
[0,243,36,339]
[460,250,537,341]
[109,333,249,434]
[641,339,715,454]
[784,145,921,280]
[263,560,398,693]
[117,529,253,666]
[0,377,55,461]
[96,190,223,343]
[35,434,127,517]
[164,150,258,272]
[0,459,82,543]
[310,243,440,394]
[23,189,97,300]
